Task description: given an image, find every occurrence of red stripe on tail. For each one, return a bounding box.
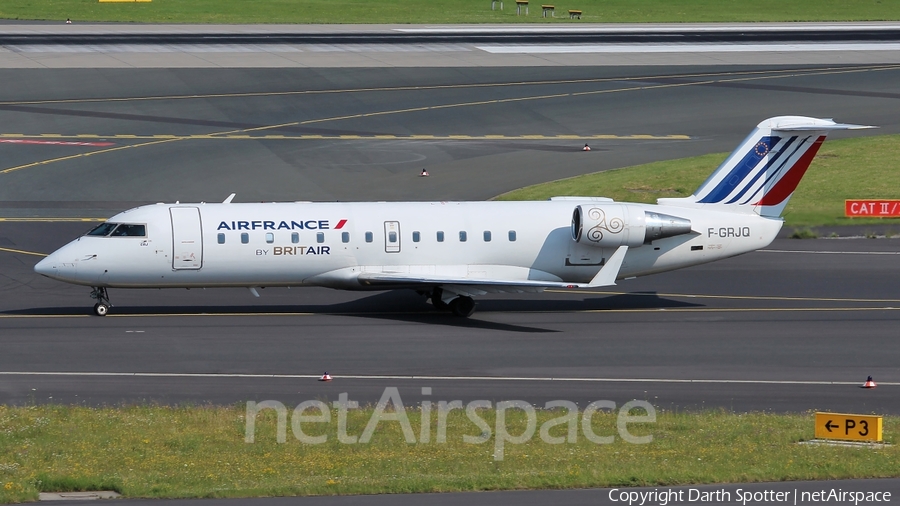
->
[754,136,825,206]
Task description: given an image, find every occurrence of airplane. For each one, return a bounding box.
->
[34,116,871,317]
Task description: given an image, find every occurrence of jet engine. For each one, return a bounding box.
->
[571,204,692,248]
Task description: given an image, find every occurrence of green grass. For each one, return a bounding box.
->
[497,134,900,228]
[1,0,899,24]
[0,404,898,502]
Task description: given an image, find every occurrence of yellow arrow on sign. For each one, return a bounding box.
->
[815,412,883,442]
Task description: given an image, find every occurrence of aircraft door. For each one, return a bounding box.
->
[170,207,203,270]
[384,221,401,253]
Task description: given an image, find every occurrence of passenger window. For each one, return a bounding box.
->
[86,223,117,237]
[412,231,420,243]
[509,230,517,242]
[437,231,444,243]
[291,232,299,244]
[365,232,373,243]
[459,231,467,242]
[342,232,350,243]
[265,232,274,244]
[241,233,249,244]
[388,231,397,243]
[217,233,225,244]
[317,232,325,244]
[483,231,491,242]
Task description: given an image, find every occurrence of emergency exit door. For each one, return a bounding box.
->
[384,221,401,253]
[170,207,203,270]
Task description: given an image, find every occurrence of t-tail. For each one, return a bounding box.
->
[659,116,874,217]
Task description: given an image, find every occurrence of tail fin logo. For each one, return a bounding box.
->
[695,134,823,208]
[663,117,874,218]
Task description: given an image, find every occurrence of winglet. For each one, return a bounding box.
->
[223,193,236,204]
[587,245,628,287]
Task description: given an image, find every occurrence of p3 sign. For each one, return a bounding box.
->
[814,412,883,442]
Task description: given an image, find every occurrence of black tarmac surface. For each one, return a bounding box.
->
[1,57,899,504]
[2,221,898,413]
[2,64,898,413]
[1,65,899,215]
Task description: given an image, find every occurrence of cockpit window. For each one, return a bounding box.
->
[86,223,118,236]
[110,224,146,237]
[85,223,146,237]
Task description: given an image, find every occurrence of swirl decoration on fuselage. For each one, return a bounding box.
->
[586,207,624,242]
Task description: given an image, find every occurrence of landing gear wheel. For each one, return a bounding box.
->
[449,296,476,317]
[431,288,449,311]
[89,287,112,316]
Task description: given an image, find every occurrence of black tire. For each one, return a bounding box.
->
[93,303,109,316]
[449,296,475,317]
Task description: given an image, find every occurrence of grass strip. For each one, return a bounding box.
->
[1,0,900,24]
[0,404,897,502]
[497,134,900,228]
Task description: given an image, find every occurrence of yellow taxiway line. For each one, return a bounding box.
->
[0,246,47,257]
[0,133,691,141]
[0,217,106,222]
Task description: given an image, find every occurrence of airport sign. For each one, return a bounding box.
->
[815,412,883,442]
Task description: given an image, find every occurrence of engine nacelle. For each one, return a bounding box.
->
[572,204,692,248]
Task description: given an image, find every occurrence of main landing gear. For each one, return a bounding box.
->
[429,288,476,317]
[90,287,111,316]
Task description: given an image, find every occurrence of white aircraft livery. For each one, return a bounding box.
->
[35,116,871,317]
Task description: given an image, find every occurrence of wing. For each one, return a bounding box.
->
[311,246,629,296]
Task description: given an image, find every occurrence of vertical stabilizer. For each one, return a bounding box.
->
[659,116,874,217]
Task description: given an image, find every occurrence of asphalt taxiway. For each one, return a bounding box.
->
[1,60,898,413]
[2,220,898,413]
[0,27,899,503]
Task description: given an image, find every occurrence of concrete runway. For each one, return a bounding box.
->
[1,31,899,503]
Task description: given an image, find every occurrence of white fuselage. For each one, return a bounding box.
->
[36,200,782,290]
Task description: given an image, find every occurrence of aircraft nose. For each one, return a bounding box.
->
[34,255,56,277]
[34,250,76,281]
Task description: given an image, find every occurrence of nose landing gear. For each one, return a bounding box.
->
[90,287,111,316]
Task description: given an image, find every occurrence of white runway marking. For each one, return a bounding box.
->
[0,371,894,386]
[4,43,472,54]
[303,43,470,52]
[761,249,900,255]
[5,44,304,53]
[476,43,900,54]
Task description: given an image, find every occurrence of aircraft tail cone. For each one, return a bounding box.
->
[319,372,333,382]
[863,376,876,389]
[582,144,591,151]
